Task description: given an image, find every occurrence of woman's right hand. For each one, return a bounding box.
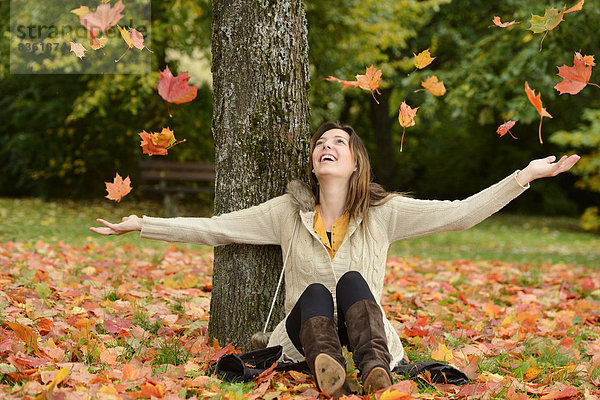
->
[89,215,142,236]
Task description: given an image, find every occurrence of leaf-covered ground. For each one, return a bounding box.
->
[1,241,599,399]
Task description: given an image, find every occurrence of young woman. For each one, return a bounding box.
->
[91,121,580,397]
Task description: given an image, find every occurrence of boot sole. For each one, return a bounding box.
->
[363,366,392,393]
[314,353,348,398]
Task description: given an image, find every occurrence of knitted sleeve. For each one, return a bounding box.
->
[140,194,293,246]
[378,171,529,242]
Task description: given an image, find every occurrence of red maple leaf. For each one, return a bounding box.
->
[157,66,198,104]
[105,173,132,202]
[496,120,518,139]
[554,51,599,95]
[79,0,124,33]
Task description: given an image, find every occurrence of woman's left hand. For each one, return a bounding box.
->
[516,154,581,186]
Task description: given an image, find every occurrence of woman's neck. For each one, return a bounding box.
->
[318,180,349,231]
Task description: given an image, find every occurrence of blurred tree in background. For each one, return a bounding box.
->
[1,0,599,229]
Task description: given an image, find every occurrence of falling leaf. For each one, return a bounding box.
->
[489,16,520,28]
[118,25,132,48]
[79,0,125,33]
[414,49,435,70]
[130,28,150,51]
[431,342,454,362]
[524,81,552,144]
[582,55,595,66]
[326,65,382,103]
[70,6,90,17]
[564,0,585,14]
[397,101,418,152]
[157,66,198,104]
[497,120,518,139]
[139,127,186,156]
[89,29,107,50]
[70,41,87,59]
[104,173,132,202]
[419,76,446,96]
[529,1,584,51]
[554,51,599,95]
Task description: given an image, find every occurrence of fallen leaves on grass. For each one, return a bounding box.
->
[0,241,599,399]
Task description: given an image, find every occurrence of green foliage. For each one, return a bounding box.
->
[153,337,189,366]
[551,109,600,231]
[0,0,213,198]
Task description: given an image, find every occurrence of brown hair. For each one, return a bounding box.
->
[308,121,399,219]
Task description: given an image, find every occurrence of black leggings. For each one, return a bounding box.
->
[285,270,376,355]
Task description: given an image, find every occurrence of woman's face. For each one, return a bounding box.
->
[312,129,355,182]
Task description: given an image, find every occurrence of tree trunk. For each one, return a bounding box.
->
[210,0,310,346]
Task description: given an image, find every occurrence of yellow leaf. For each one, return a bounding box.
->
[414,49,435,69]
[70,6,89,16]
[430,342,454,363]
[118,25,133,48]
[48,367,70,390]
[99,384,118,395]
[380,388,413,400]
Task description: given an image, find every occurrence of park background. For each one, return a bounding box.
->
[0,1,600,399]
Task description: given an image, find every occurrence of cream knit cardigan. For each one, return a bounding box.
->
[141,171,529,369]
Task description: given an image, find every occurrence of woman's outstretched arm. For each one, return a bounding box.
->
[90,215,142,236]
[380,154,581,242]
[515,154,580,186]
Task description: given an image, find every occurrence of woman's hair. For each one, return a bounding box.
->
[308,121,399,219]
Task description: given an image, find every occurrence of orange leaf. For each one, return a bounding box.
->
[398,101,418,152]
[497,120,518,139]
[380,388,414,400]
[564,0,584,14]
[413,49,435,69]
[420,75,446,96]
[489,16,520,28]
[6,321,39,352]
[139,127,185,156]
[430,342,454,363]
[539,383,580,399]
[104,173,132,202]
[327,65,382,103]
[582,54,595,66]
[554,51,598,95]
[524,81,552,144]
[122,363,141,381]
[157,66,198,104]
[139,381,164,398]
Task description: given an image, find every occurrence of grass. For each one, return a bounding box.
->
[1,197,598,267]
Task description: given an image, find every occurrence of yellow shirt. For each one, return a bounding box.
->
[313,205,349,260]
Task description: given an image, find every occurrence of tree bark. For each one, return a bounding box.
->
[210,0,310,346]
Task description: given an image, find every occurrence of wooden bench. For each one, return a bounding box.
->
[138,160,215,216]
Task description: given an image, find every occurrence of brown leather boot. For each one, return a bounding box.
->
[344,299,393,393]
[299,316,350,398]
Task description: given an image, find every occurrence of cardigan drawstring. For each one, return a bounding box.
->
[263,220,298,333]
